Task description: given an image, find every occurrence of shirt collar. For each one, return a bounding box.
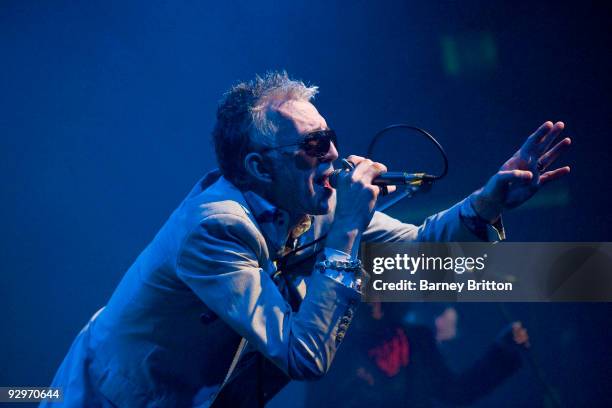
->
[243,190,312,256]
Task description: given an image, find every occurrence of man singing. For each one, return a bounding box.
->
[44,72,570,407]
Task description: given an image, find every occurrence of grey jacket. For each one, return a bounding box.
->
[45,170,496,407]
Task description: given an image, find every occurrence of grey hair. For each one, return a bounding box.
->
[212,71,318,188]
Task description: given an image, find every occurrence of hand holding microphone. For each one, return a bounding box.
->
[325,155,393,255]
[325,155,437,254]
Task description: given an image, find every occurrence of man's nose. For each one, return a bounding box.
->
[320,141,339,163]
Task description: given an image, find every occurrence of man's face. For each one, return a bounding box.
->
[266,99,339,216]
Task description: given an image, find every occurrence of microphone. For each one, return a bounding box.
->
[328,170,437,188]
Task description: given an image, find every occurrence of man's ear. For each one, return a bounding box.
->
[244,152,274,184]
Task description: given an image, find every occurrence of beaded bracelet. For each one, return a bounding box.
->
[315,258,362,273]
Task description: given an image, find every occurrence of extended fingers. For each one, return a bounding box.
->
[538,137,572,171]
[523,121,553,152]
[523,121,565,155]
[540,121,565,153]
[539,166,570,184]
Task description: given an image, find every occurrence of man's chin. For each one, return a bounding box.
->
[308,194,333,215]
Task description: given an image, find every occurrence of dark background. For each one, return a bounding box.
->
[1,1,610,406]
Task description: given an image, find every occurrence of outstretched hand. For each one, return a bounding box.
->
[471,121,572,222]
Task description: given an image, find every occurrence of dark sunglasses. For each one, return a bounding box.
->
[259,129,338,158]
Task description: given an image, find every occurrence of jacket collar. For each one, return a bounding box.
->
[195,169,313,259]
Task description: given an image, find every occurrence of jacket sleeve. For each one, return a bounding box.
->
[363,197,503,243]
[175,213,360,380]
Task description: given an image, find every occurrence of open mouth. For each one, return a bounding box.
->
[315,172,333,190]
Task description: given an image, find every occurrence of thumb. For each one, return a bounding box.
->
[489,170,533,197]
[496,170,533,184]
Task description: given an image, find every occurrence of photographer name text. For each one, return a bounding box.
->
[372,279,513,292]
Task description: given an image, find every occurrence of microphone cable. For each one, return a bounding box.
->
[367,124,449,181]
[367,124,448,212]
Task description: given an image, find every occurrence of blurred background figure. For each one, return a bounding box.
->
[433,306,459,342]
[306,302,529,408]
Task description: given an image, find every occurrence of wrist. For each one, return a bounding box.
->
[470,191,502,224]
[317,258,363,291]
[326,222,360,255]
